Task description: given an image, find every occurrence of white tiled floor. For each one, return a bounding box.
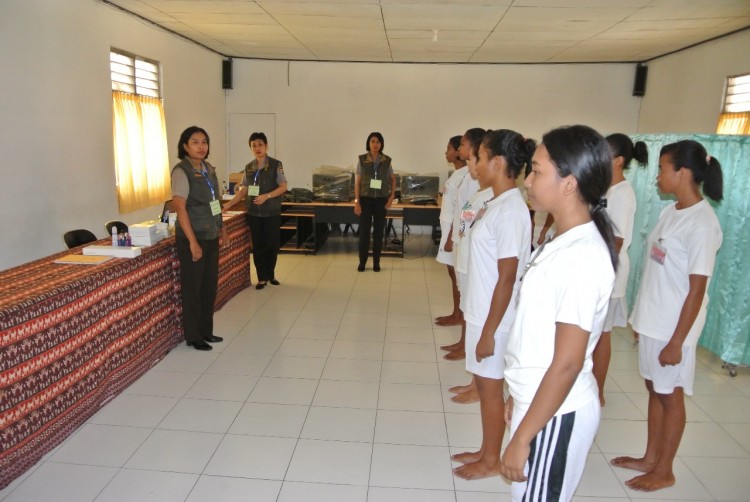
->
[3,234,750,501]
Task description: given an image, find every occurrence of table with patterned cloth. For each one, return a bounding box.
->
[0,213,250,488]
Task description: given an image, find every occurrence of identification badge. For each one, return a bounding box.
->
[248,185,260,196]
[461,209,476,223]
[370,179,382,189]
[650,240,666,265]
[210,199,222,216]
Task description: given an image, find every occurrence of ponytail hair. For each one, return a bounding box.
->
[606,133,648,168]
[449,135,462,151]
[482,129,536,179]
[542,125,618,271]
[470,129,488,160]
[660,140,723,202]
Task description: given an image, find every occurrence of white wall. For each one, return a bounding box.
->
[0,0,225,270]
[638,29,750,133]
[6,0,742,271]
[224,60,642,191]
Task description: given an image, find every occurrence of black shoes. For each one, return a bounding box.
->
[256,282,266,290]
[270,279,280,285]
[357,263,366,272]
[373,262,381,272]
[187,340,212,351]
[204,335,223,343]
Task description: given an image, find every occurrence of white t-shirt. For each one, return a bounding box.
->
[455,187,494,275]
[464,188,531,329]
[440,166,467,225]
[606,180,636,298]
[629,200,722,345]
[452,171,480,244]
[505,222,615,416]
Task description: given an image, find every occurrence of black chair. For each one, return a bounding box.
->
[63,229,98,249]
[105,220,128,235]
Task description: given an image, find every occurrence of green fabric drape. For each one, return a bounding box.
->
[626,134,750,366]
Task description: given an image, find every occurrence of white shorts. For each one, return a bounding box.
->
[457,271,468,310]
[436,220,454,265]
[602,296,628,332]
[510,398,600,502]
[638,335,696,395]
[465,322,507,379]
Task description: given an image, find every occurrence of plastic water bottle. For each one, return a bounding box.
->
[111,226,118,247]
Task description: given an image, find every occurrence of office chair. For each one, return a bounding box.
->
[63,229,98,249]
[105,220,128,235]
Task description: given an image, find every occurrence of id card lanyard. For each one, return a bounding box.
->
[248,160,265,196]
[515,235,551,308]
[369,156,383,190]
[195,162,221,216]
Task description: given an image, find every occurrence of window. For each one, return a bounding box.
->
[717,73,750,135]
[110,49,170,212]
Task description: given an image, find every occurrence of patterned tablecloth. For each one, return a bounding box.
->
[0,213,250,488]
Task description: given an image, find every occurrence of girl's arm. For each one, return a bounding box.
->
[476,257,518,361]
[659,274,707,366]
[537,213,554,245]
[500,322,589,481]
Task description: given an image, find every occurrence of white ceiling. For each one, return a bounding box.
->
[104,0,750,63]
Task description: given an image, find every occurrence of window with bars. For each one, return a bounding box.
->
[110,49,170,212]
[110,50,161,98]
[723,73,750,113]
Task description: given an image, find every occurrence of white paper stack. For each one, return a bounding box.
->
[83,245,142,258]
[154,222,169,239]
[129,222,162,246]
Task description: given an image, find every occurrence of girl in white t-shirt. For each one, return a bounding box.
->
[612,140,723,493]
[452,129,534,481]
[442,128,483,364]
[501,125,616,501]
[446,129,487,405]
[592,133,648,405]
[436,135,468,328]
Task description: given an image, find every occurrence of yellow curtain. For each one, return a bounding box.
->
[716,111,750,135]
[112,91,170,213]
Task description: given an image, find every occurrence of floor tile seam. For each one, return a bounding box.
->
[678,454,725,502]
[0,463,43,502]
[275,307,341,486]
[715,423,750,456]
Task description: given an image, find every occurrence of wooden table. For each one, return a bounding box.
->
[0,213,250,488]
[279,201,441,255]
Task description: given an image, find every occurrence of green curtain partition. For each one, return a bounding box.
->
[625,134,750,368]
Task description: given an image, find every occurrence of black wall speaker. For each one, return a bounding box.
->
[222,59,233,90]
[633,64,648,97]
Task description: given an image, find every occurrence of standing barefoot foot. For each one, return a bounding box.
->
[451,387,479,404]
[448,383,474,394]
[451,450,482,464]
[444,349,465,361]
[440,341,463,352]
[435,314,458,323]
[625,471,675,491]
[453,459,503,480]
[610,456,654,473]
[436,315,463,327]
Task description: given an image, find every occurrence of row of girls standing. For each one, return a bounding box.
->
[441,125,617,499]
[439,126,724,499]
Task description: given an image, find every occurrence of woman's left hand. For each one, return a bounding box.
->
[475,332,495,362]
[253,194,268,205]
[386,196,394,209]
[500,438,529,482]
[658,342,682,366]
[219,229,230,248]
